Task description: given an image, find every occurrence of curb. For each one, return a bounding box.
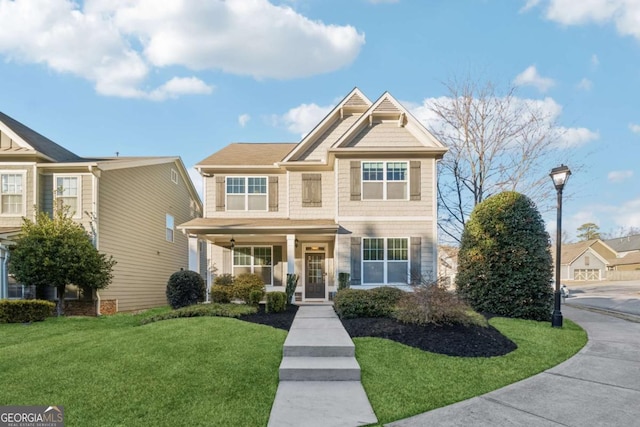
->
[565,303,640,323]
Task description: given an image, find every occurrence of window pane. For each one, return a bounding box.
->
[227,195,245,210]
[388,262,408,283]
[233,266,252,276]
[388,239,408,260]
[363,262,384,283]
[387,162,407,181]
[362,182,383,200]
[8,284,23,299]
[363,239,384,261]
[2,195,22,214]
[387,182,407,200]
[227,177,245,194]
[247,177,266,194]
[57,177,78,196]
[247,194,267,210]
[362,162,383,181]
[233,247,252,266]
[253,247,272,266]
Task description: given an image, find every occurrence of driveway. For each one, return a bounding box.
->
[565,280,640,319]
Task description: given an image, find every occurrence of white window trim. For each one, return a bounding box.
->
[171,168,178,184]
[232,245,274,286]
[53,174,83,219]
[225,176,269,212]
[361,237,410,285]
[361,161,409,201]
[166,214,175,243]
[0,170,27,217]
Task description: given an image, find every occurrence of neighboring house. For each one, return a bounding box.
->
[603,234,640,271]
[0,111,202,313]
[558,240,617,281]
[179,89,447,302]
[438,245,458,288]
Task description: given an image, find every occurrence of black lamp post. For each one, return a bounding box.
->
[550,164,571,328]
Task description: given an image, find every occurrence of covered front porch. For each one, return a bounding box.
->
[179,218,340,302]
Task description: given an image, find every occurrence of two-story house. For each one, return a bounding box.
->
[0,111,203,313]
[179,89,447,303]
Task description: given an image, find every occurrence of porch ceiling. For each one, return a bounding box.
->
[178,218,339,235]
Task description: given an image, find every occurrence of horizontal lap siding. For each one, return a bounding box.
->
[337,158,434,217]
[98,163,200,312]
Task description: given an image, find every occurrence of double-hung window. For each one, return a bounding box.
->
[362,238,409,284]
[55,175,81,218]
[0,172,25,215]
[362,161,408,200]
[233,246,272,285]
[227,177,267,211]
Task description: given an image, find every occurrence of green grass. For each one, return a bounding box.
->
[357,317,587,425]
[0,308,286,427]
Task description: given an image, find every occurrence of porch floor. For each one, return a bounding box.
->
[267,305,377,427]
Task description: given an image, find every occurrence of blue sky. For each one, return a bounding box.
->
[0,0,638,240]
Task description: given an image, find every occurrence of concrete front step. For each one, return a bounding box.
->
[279,356,361,381]
[283,326,355,357]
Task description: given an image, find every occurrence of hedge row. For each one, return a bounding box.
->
[0,300,55,323]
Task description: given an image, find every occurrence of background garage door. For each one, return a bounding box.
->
[574,269,600,280]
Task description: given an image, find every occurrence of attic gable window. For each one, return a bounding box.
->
[0,171,25,216]
[171,169,178,184]
[226,177,267,211]
[362,161,408,200]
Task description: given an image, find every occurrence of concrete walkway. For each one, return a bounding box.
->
[388,306,640,426]
[268,305,377,427]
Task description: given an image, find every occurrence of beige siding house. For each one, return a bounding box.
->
[180,89,447,302]
[0,112,202,312]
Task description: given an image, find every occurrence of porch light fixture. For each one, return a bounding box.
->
[550,164,571,328]
[230,238,235,249]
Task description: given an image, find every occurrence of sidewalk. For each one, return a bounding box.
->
[388,306,640,426]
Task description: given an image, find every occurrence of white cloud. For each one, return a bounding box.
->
[278,103,334,137]
[520,0,541,13]
[238,114,251,127]
[187,167,203,199]
[568,198,640,238]
[629,123,640,134]
[591,54,600,66]
[554,126,600,148]
[529,0,640,42]
[514,65,556,92]
[576,77,593,91]
[0,0,364,99]
[608,170,634,183]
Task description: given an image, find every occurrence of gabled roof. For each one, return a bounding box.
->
[0,112,82,162]
[196,143,296,168]
[282,88,372,162]
[560,240,617,265]
[610,251,640,266]
[603,234,640,253]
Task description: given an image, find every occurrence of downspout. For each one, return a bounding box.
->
[89,165,101,315]
[0,245,8,300]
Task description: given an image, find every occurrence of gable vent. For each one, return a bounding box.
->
[344,93,369,107]
[374,99,400,114]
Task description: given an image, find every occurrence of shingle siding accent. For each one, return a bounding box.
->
[288,171,334,219]
[346,122,422,148]
[296,115,360,161]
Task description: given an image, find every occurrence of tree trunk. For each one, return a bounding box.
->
[56,284,66,317]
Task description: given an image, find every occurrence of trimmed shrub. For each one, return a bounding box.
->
[266,292,287,313]
[166,270,206,309]
[249,289,264,306]
[210,285,231,303]
[393,282,485,326]
[233,273,266,304]
[456,191,553,321]
[333,286,405,319]
[213,273,234,286]
[140,303,257,325]
[0,299,55,323]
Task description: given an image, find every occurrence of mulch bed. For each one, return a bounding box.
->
[239,305,516,358]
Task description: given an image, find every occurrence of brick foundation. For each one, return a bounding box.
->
[62,299,118,316]
[99,299,118,315]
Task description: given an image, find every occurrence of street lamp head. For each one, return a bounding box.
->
[550,164,571,191]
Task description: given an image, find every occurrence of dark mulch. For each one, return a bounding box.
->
[239,304,299,331]
[239,305,516,358]
[341,316,517,357]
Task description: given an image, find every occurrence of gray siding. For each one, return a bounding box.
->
[98,162,201,312]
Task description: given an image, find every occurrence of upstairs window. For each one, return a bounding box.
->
[226,177,267,211]
[55,176,81,218]
[362,161,408,200]
[0,172,25,215]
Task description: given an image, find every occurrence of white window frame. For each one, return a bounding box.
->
[0,170,27,217]
[54,174,82,219]
[232,245,273,286]
[171,168,178,184]
[225,176,268,211]
[166,214,175,243]
[361,161,409,201]
[362,237,410,285]
[54,285,80,300]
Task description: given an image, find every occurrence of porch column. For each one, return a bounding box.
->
[188,235,199,272]
[286,234,296,275]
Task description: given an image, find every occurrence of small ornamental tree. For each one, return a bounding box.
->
[456,191,553,321]
[9,209,116,316]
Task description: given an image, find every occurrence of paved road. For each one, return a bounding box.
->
[565,280,640,319]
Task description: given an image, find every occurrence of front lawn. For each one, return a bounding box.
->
[0,309,286,427]
[356,316,587,425]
